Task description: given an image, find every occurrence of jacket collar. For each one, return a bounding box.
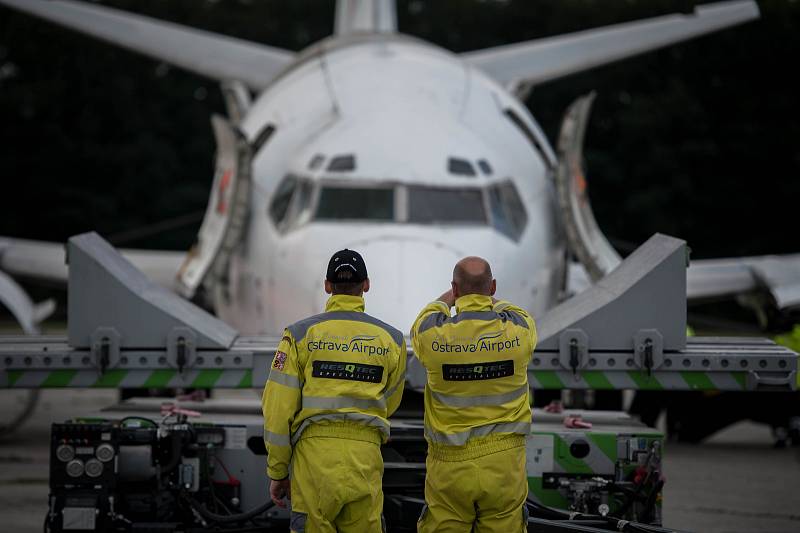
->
[325,294,365,313]
[455,294,493,314]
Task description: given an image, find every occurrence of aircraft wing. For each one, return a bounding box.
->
[462,1,759,89]
[0,237,184,290]
[567,254,800,313]
[688,255,800,310]
[0,0,294,90]
[555,93,800,314]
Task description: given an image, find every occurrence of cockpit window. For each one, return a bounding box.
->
[293,179,315,225]
[315,186,394,221]
[447,158,477,177]
[408,186,486,224]
[270,177,524,238]
[488,181,527,240]
[327,154,356,172]
[269,175,298,226]
[308,154,325,170]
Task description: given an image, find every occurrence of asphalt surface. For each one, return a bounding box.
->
[1,389,798,533]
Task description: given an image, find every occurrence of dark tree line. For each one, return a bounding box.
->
[0,0,797,257]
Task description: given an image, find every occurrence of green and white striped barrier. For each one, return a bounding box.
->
[0,337,796,391]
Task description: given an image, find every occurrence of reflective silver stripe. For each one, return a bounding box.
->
[493,301,511,312]
[419,310,503,331]
[383,378,403,400]
[288,311,403,346]
[417,307,530,334]
[498,309,529,329]
[267,370,301,388]
[291,412,390,445]
[417,311,449,334]
[264,429,291,447]
[424,421,531,446]
[302,395,386,411]
[431,384,528,408]
[448,310,499,324]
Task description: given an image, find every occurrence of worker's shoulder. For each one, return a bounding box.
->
[287,311,404,347]
[416,303,532,336]
[493,301,534,328]
[357,312,405,348]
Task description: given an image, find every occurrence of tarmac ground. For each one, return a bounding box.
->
[1,389,798,533]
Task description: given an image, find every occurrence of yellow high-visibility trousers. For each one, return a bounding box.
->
[289,434,385,533]
[418,444,528,533]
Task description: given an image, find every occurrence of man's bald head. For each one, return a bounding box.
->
[452,256,495,297]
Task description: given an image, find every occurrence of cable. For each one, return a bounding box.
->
[197,527,273,533]
[638,479,665,526]
[211,456,241,486]
[184,494,275,524]
[526,497,672,533]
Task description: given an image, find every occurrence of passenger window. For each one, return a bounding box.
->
[269,175,298,226]
[315,187,394,221]
[408,187,486,224]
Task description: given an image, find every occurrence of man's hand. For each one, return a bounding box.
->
[437,289,455,308]
[269,478,291,508]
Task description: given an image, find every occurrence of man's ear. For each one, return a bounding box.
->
[451,281,459,299]
[324,280,333,294]
[490,279,497,296]
[362,279,370,293]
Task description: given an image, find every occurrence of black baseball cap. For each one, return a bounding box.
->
[326,249,368,283]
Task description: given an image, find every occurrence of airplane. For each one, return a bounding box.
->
[0,0,798,347]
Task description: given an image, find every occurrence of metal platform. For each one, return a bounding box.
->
[0,232,797,391]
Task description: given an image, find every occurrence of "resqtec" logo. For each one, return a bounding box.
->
[311,360,384,383]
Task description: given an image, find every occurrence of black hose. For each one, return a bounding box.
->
[201,527,272,533]
[525,499,598,521]
[639,479,665,525]
[526,497,665,533]
[185,494,275,524]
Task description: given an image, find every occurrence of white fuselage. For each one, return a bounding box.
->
[218,34,565,335]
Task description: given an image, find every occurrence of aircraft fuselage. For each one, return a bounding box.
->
[216,34,566,334]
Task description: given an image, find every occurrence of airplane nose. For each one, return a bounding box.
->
[322,237,463,332]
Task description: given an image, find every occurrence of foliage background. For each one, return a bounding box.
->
[0,0,797,257]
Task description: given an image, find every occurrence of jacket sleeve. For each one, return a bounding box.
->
[385,338,407,417]
[410,300,450,364]
[261,329,303,480]
[494,300,538,357]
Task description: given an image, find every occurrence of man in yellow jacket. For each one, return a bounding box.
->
[262,249,406,532]
[411,256,536,533]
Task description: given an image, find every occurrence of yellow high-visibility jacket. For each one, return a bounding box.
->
[262,294,406,480]
[411,294,536,456]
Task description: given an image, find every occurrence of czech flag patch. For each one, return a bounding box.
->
[272,351,287,371]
